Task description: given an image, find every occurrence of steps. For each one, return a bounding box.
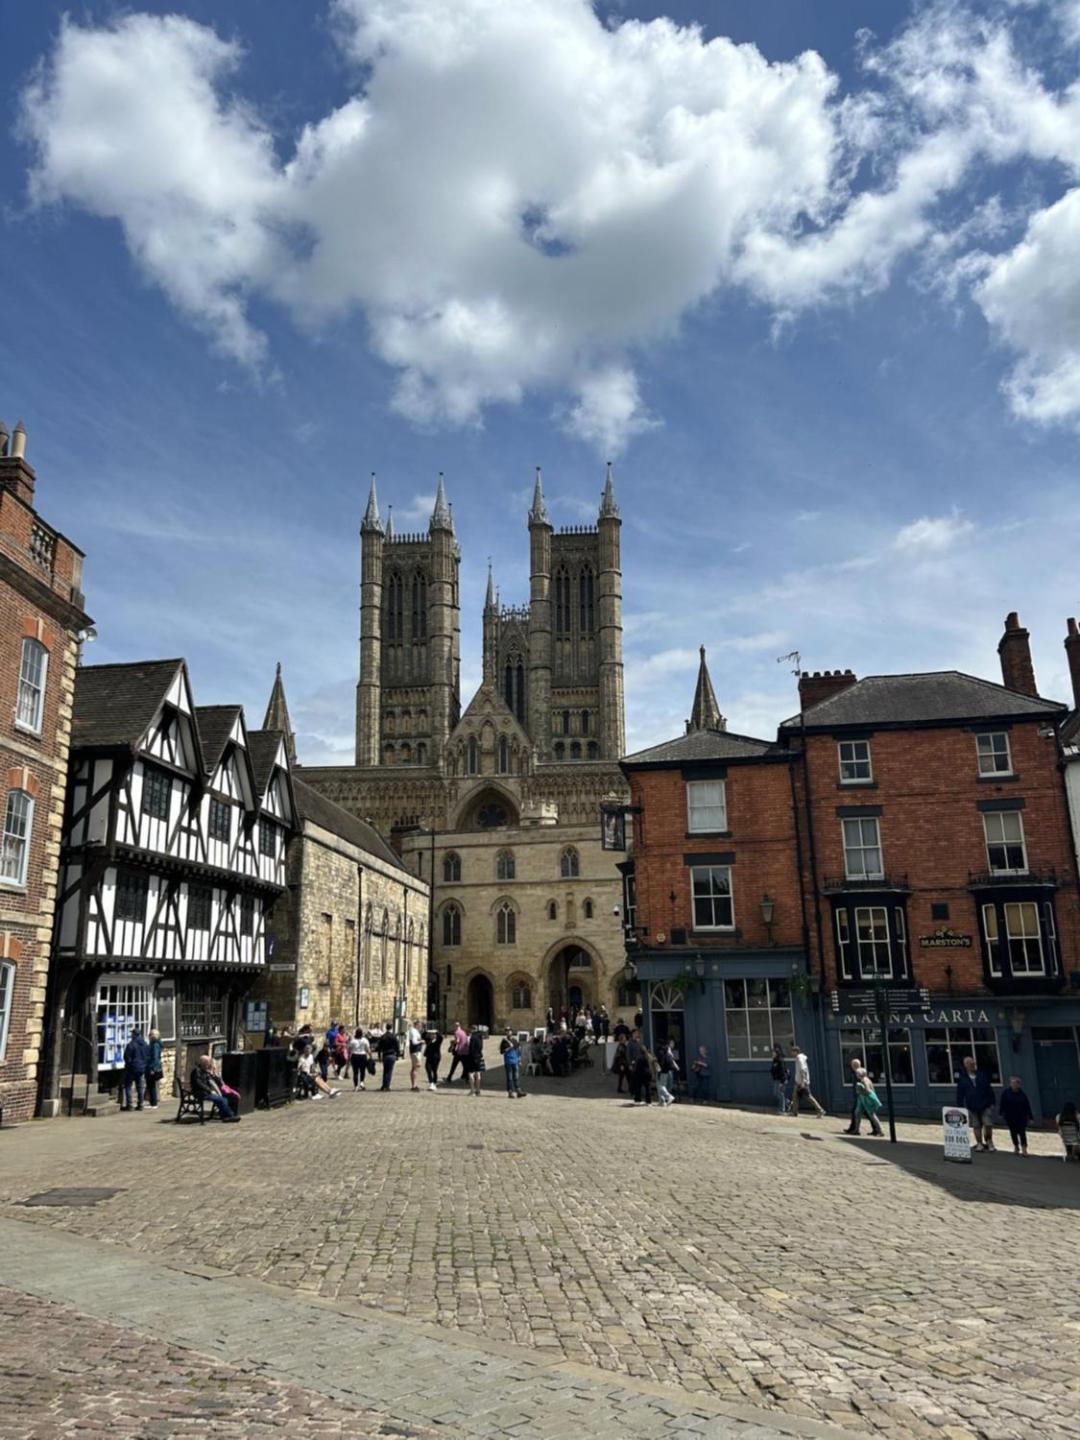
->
[59,1074,117,1117]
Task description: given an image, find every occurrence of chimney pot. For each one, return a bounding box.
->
[1005,611,1020,631]
[10,420,26,461]
[1068,617,1079,638]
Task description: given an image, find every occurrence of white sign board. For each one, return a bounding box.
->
[942,1106,972,1163]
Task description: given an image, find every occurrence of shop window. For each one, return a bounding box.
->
[838,1027,914,1085]
[723,977,793,1061]
[95,979,154,1069]
[180,983,225,1039]
[924,1025,1001,1086]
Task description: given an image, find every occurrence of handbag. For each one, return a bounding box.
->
[367,1056,376,1075]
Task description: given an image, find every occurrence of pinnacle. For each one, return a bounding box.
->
[430,473,453,532]
[362,473,383,533]
[688,645,726,733]
[599,461,619,520]
[529,466,550,526]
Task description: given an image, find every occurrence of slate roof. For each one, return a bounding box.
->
[292,777,406,871]
[247,730,287,798]
[622,727,774,767]
[782,671,1066,732]
[194,705,241,775]
[72,659,185,751]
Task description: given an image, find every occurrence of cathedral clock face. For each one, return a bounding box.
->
[476,801,509,829]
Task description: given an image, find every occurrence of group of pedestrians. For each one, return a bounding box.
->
[119,1026,164,1111]
[955,1057,1080,1159]
[608,1026,712,1107]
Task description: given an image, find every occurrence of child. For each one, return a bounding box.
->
[690,1046,710,1103]
[1057,1100,1079,1162]
[998,1076,1033,1155]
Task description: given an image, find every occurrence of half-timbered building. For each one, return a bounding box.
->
[44,659,295,1109]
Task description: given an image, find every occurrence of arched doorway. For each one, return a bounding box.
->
[649,981,685,1053]
[546,943,595,1016]
[467,973,494,1029]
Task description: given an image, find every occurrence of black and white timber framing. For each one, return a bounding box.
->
[45,658,296,1100]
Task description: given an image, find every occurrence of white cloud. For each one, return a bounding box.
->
[894,510,976,552]
[18,0,1080,448]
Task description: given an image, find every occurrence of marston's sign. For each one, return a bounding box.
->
[919,928,973,949]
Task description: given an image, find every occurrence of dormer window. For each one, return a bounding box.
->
[976,732,1012,776]
[838,740,872,784]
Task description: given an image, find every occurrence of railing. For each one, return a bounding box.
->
[822,873,910,893]
[62,1024,97,1117]
[967,868,1059,889]
[29,520,56,572]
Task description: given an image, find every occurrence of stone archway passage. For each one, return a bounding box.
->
[546,944,594,1016]
[467,973,494,1029]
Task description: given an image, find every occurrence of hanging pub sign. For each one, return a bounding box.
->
[943,1106,973,1163]
[919,928,973,949]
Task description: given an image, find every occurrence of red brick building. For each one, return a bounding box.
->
[0,422,91,1123]
[620,621,1080,1118]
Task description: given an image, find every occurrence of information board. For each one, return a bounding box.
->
[943,1106,973,1163]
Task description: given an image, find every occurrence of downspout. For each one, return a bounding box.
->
[797,711,830,1097]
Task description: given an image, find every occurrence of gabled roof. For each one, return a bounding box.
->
[781,671,1065,732]
[195,705,242,776]
[622,728,774,767]
[72,659,187,751]
[247,730,287,798]
[292,778,406,871]
[451,682,530,747]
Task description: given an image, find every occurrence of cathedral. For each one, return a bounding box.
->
[302,467,633,1031]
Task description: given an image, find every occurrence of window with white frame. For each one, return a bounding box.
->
[841,816,883,879]
[95,978,154,1070]
[835,903,908,982]
[691,865,734,930]
[976,731,1012,776]
[1,790,33,887]
[0,960,13,1062]
[15,638,48,733]
[838,740,872,783]
[983,811,1027,874]
[855,906,891,977]
[982,901,1049,977]
[723,978,793,1060]
[925,1025,1001,1085]
[687,779,727,833]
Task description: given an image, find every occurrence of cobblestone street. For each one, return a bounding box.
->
[1,1059,1077,1439]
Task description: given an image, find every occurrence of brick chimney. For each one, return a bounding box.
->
[798,668,858,712]
[997,611,1038,697]
[0,420,36,506]
[1065,618,1080,709]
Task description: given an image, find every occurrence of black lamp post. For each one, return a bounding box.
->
[760,893,775,946]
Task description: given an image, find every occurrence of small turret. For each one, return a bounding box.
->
[598,460,619,520]
[430,473,453,532]
[385,505,394,540]
[263,662,297,766]
[687,646,725,733]
[529,466,550,526]
[362,474,383,533]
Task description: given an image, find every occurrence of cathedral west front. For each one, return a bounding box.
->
[302,467,634,1032]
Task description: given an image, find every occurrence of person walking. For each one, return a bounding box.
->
[790,1044,826,1118]
[843,1056,869,1133]
[467,1023,486,1097]
[770,1045,789,1115]
[377,1024,401,1091]
[690,1046,711,1104]
[446,1021,469,1084]
[998,1076,1033,1155]
[852,1065,884,1136]
[956,1055,996,1152]
[626,1030,652,1106]
[424,1029,443,1090]
[122,1027,150,1111]
[501,1031,523,1098]
[655,1039,678,1107]
[612,1037,629,1094]
[407,1019,424,1092]
[333,1026,349,1079]
[145,1029,164,1110]
[348,1028,369,1090]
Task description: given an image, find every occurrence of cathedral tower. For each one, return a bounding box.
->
[355,478,384,766]
[597,463,626,760]
[527,468,553,759]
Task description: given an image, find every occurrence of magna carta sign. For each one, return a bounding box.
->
[919,928,973,949]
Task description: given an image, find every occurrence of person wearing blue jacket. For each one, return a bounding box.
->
[122,1027,150,1112]
[956,1055,996,1152]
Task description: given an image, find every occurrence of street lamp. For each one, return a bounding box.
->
[760,893,775,945]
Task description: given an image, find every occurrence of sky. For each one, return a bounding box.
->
[3,0,1080,764]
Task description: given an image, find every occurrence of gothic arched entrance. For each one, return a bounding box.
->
[546,942,596,1016]
[467,973,494,1029]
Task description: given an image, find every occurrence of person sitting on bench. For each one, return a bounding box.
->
[191,1055,240,1121]
[297,1045,340,1099]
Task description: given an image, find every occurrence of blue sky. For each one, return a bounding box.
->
[3,0,1080,762]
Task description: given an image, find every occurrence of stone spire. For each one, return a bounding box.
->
[529,466,550,525]
[362,474,383,533]
[688,646,725,733]
[385,505,394,540]
[430,473,453,532]
[599,461,619,519]
[485,560,496,611]
[263,662,297,765]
